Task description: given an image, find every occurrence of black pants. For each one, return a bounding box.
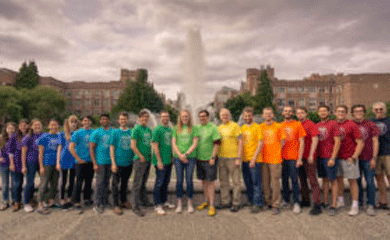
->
[95,165,111,206]
[60,168,76,200]
[112,165,133,206]
[72,162,94,203]
[132,160,151,207]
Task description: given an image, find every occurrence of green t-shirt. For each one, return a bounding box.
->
[131,124,152,161]
[196,122,221,161]
[152,124,172,166]
[172,125,199,158]
[109,128,134,166]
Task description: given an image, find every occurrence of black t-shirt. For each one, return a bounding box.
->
[371,117,390,156]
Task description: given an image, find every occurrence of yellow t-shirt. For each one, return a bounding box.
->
[218,121,241,158]
[241,123,263,162]
[259,122,285,164]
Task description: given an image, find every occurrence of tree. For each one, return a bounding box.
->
[0,86,22,124]
[165,104,179,123]
[225,92,254,122]
[112,69,164,114]
[253,70,275,114]
[15,61,40,89]
[366,101,390,118]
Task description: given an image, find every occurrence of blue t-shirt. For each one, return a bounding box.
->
[57,131,76,169]
[90,127,113,165]
[71,128,94,162]
[372,117,390,156]
[38,133,60,166]
[109,128,134,167]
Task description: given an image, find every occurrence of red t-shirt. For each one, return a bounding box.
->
[354,120,380,160]
[317,120,341,159]
[337,120,362,159]
[301,119,320,160]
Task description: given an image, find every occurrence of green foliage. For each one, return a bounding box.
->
[165,105,179,123]
[253,70,275,114]
[366,102,390,118]
[15,61,40,89]
[0,86,22,123]
[306,111,321,123]
[225,92,254,122]
[112,69,164,114]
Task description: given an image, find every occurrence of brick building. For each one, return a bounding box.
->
[246,66,390,112]
[0,68,143,116]
[213,86,239,113]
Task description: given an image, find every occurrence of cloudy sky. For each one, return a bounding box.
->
[1,0,390,101]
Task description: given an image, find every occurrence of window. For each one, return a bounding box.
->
[299,99,305,106]
[94,90,101,97]
[74,90,82,98]
[74,100,82,107]
[288,99,295,106]
[319,99,326,106]
[103,99,110,107]
[309,99,316,106]
[85,90,91,97]
[66,92,72,97]
[93,100,100,106]
[309,87,316,93]
[84,100,91,106]
[112,99,118,106]
[277,87,285,93]
[103,90,110,98]
[298,87,305,93]
[288,87,296,93]
[277,99,285,106]
[319,87,325,93]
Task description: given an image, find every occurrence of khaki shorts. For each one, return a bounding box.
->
[375,155,390,176]
[338,160,360,179]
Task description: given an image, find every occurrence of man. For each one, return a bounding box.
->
[335,105,363,216]
[131,110,153,217]
[280,106,306,214]
[217,108,242,212]
[109,112,134,215]
[240,107,264,213]
[296,107,322,215]
[352,104,380,216]
[259,107,285,215]
[152,111,175,215]
[371,102,390,211]
[90,114,113,214]
[196,110,221,217]
[316,105,341,216]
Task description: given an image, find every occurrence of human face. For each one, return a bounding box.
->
[139,114,149,126]
[32,121,43,134]
[198,112,209,125]
[19,122,28,134]
[100,116,110,128]
[6,124,15,137]
[243,111,253,124]
[82,117,92,129]
[282,107,294,120]
[69,118,78,131]
[219,110,230,124]
[296,109,307,121]
[160,112,170,126]
[352,107,365,121]
[48,121,59,134]
[263,110,274,122]
[180,111,190,125]
[373,104,386,119]
[335,107,347,122]
[119,115,129,128]
[318,107,330,120]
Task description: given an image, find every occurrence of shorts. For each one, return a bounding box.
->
[196,159,218,181]
[317,157,339,181]
[375,155,390,176]
[338,160,360,179]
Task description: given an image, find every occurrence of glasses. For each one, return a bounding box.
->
[374,108,384,112]
[353,110,364,113]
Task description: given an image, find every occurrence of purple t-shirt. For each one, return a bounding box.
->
[22,132,43,165]
[0,142,11,167]
[8,134,28,172]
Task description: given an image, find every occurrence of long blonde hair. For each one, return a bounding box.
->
[64,115,80,141]
[176,110,192,134]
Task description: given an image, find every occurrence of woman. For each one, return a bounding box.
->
[0,122,16,210]
[172,110,199,213]
[21,119,44,212]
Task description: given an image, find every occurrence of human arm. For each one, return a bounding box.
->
[21,146,28,174]
[347,138,364,163]
[209,141,220,166]
[296,137,305,167]
[131,139,145,162]
[56,145,62,172]
[370,136,379,169]
[110,145,118,173]
[90,142,99,172]
[328,136,341,167]
[152,142,164,170]
[69,142,86,164]
[39,145,45,175]
[250,140,264,168]
[308,136,319,164]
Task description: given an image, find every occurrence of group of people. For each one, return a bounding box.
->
[0,101,389,218]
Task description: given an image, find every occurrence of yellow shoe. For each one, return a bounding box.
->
[208,206,216,216]
[197,202,209,211]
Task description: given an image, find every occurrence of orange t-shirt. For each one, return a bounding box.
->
[281,120,307,160]
[259,122,285,164]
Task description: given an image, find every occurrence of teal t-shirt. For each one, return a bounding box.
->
[71,128,94,162]
[172,125,199,158]
[131,124,152,161]
[196,123,221,161]
[109,128,134,166]
[90,127,113,165]
[152,124,172,166]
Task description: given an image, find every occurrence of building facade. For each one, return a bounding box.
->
[213,86,239,113]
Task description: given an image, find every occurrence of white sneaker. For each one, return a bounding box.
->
[293,203,301,214]
[348,206,359,216]
[24,204,34,213]
[163,202,175,209]
[188,202,195,213]
[337,201,345,208]
[175,203,183,213]
[366,205,375,216]
[155,205,166,215]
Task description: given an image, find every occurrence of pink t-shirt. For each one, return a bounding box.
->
[317,120,341,159]
[354,120,380,160]
[301,119,320,160]
[337,120,362,160]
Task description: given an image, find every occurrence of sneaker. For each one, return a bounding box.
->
[75,205,84,214]
[37,207,50,215]
[12,202,21,212]
[375,203,390,210]
[24,204,34,213]
[155,205,166,215]
[366,205,375,216]
[230,205,240,213]
[328,207,337,216]
[61,202,73,211]
[208,206,216,216]
[133,206,145,217]
[187,202,195,214]
[216,203,231,210]
[163,202,175,209]
[197,202,209,211]
[84,200,94,207]
[300,201,311,208]
[121,201,132,209]
[337,201,345,208]
[309,204,322,216]
[293,203,301,214]
[251,206,262,214]
[348,206,359,216]
[271,208,280,215]
[0,202,9,211]
[175,203,183,213]
[113,206,123,215]
[280,201,290,209]
[93,205,104,214]
[321,203,329,209]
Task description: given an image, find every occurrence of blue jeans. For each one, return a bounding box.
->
[153,164,172,205]
[282,160,300,203]
[94,164,111,206]
[24,162,39,204]
[242,162,263,207]
[357,160,376,206]
[11,172,24,203]
[174,158,196,199]
[0,166,10,202]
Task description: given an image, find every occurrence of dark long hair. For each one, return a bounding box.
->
[0,122,16,149]
[16,119,29,143]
